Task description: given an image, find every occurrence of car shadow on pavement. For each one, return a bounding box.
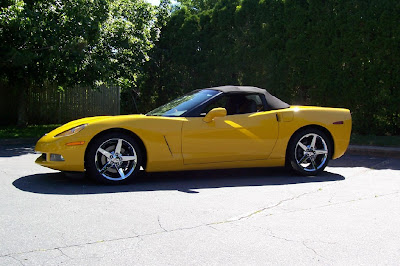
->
[13,167,345,195]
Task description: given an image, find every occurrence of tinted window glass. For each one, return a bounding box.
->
[202,94,265,116]
[147,89,220,117]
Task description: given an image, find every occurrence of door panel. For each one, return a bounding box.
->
[182,112,278,164]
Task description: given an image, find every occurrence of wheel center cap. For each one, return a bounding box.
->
[305,150,315,157]
[109,154,122,166]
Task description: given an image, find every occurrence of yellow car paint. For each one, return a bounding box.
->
[182,112,278,164]
[270,106,351,160]
[35,106,351,173]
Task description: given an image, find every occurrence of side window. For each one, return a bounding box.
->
[200,96,228,116]
[201,93,265,116]
[244,94,265,112]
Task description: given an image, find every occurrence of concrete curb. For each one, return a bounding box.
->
[347,145,400,159]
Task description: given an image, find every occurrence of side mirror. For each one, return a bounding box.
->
[203,108,227,123]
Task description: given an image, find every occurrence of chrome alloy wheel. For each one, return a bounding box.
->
[294,133,328,172]
[95,138,137,181]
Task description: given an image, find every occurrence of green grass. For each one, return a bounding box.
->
[0,124,60,139]
[350,134,400,147]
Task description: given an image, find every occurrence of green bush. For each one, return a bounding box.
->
[137,0,400,135]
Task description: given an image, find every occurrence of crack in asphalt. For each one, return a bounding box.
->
[215,160,385,224]
[55,248,72,260]
[205,189,320,226]
[0,234,146,260]
[302,241,327,260]
[207,225,219,231]
[1,158,397,261]
[328,192,337,203]
[280,191,400,216]
[157,215,167,232]
[3,190,397,260]
[266,229,296,243]
[265,229,329,260]
[39,248,73,265]
[234,190,320,222]
[6,255,25,265]
[0,188,324,260]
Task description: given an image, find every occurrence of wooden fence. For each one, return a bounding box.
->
[27,86,120,124]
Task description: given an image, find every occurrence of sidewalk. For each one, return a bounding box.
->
[347,145,400,159]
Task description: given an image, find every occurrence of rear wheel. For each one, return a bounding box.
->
[85,132,143,184]
[287,128,332,175]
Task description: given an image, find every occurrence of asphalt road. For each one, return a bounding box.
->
[0,143,399,265]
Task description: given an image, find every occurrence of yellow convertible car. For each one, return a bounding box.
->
[35,86,351,184]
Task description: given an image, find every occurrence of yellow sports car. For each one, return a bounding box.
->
[35,86,352,184]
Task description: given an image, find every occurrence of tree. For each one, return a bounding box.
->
[139,0,400,135]
[0,0,157,125]
[176,0,219,12]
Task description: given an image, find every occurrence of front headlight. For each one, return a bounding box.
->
[55,124,88,137]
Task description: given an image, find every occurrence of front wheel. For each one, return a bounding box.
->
[287,128,332,176]
[85,132,143,184]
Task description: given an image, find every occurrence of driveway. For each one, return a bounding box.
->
[0,142,399,265]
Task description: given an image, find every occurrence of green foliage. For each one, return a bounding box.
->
[0,124,60,139]
[176,0,220,12]
[94,0,156,89]
[2,0,398,135]
[138,0,400,135]
[0,0,160,124]
[1,0,109,86]
[351,134,400,147]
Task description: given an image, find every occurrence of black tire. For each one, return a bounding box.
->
[85,132,143,184]
[287,128,332,176]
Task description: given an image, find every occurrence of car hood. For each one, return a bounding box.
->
[47,115,146,137]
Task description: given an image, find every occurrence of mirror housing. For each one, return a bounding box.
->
[203,108,227,123]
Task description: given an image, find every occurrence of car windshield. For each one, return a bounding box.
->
[146,89,220,117]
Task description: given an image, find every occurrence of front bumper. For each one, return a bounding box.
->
[35,135,88,172]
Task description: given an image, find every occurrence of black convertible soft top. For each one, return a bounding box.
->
[208,85,290,110]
